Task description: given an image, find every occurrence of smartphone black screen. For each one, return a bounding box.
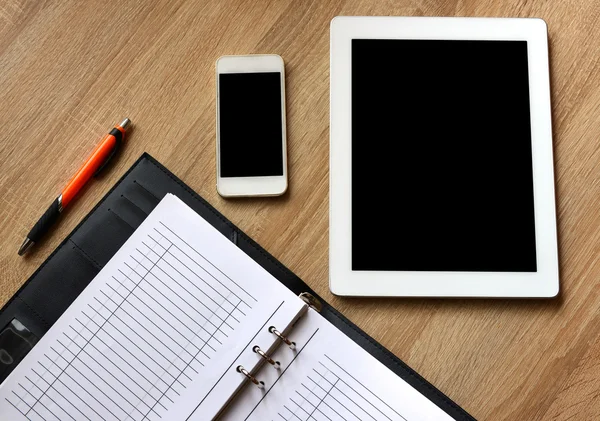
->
[219,72,284,178]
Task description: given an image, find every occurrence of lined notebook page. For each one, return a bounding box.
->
[0,194,306,421]
[218,308,454,421]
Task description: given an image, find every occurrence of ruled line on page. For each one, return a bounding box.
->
[6,221,252,421]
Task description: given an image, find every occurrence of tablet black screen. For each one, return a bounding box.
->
[351,39,537,272]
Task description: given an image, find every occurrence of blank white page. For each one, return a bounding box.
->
[0,194,306,421]
[220,308,454,421]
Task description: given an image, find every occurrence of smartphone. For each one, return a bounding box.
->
[216,54,288,197]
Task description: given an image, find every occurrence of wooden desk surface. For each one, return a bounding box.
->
[1,1,599,419]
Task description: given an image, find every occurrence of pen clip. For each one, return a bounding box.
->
[94,128,123,177]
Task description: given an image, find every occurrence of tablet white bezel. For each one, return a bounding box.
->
[329,17,559,297]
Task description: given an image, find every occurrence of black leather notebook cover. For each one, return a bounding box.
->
[0,153,475,420]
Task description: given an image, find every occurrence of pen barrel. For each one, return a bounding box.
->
[26,198,62,243]
[61,133,118,207]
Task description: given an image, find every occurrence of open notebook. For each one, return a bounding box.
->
[0,194,454,421]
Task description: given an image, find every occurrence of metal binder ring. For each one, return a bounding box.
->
[268,326,296,350]
[253,345,281,369]
[236,365,265,389]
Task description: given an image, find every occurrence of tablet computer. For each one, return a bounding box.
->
[329,17,559,297]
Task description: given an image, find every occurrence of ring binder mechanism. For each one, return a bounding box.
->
[253,345,281,369]
[299,292,322,312]
[269,326,296,350]
[229,296,318,397]
[228,304,308,399]
[237,365,265,389]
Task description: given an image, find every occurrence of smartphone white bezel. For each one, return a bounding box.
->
[216,54,288,197]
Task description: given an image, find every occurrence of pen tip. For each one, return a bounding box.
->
[119,118,131,130]
[18,238,34,256]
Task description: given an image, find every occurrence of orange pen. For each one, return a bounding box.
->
[18,118,131,255]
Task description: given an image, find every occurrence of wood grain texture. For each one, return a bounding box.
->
[1,0,599,419]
